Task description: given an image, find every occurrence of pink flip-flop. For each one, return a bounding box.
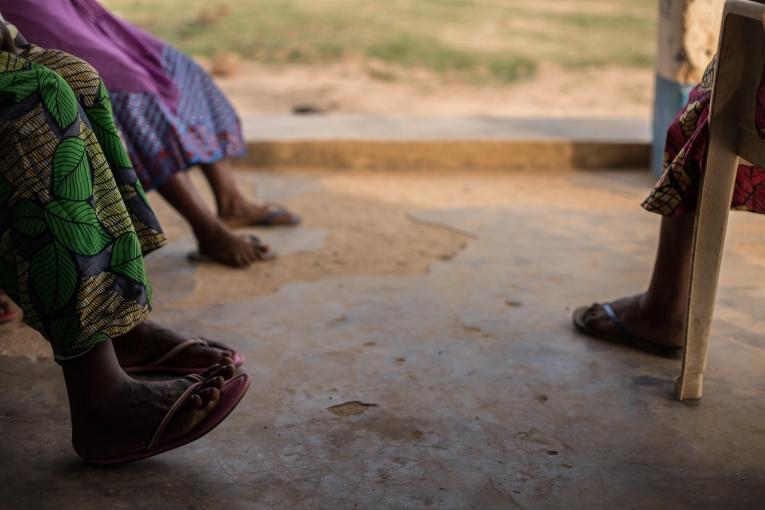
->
[84,373,251,466]
[123,338,245,375]
[0,292,18,323]
[0,308,18,323]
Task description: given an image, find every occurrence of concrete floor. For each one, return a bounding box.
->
[2,168,765,509]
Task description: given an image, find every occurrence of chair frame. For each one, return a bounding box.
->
[676,0,765,400]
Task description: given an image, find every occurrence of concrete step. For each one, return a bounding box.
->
[238,115,651,171]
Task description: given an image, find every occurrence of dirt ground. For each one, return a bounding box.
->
[212,60,654,119]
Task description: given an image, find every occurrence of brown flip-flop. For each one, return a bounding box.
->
[572,303,682,359]
[123,338,245,375]
[83,373,251,466]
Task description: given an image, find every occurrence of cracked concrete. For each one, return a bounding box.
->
[2,167,765,509]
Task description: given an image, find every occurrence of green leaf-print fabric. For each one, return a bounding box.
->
[110,232,148,284]
[36,66,78,130]
[0,49,167,360]
[23,44,165,254]
[30,241,78,316]
[44,200,111,256]
[0,71,36,103]
[53,137,92,201]
[88,95,133,169]
[12,200,46,238]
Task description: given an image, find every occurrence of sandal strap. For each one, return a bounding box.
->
[199,337,234,356]
[265,201,288,210]
[262,202,299,225]
[600,303,638,342]
[148,339,208,367]
[244,234,266,247]
[146,380,204,451]
[243,235,275,260]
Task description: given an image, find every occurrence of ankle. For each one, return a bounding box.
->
[62,341,131,411]
[638,292,686,326]
[215,193,245,217]
[69,378,136,459]
[192,218,227,243]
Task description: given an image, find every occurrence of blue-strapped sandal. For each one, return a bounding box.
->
[572,303,682,359]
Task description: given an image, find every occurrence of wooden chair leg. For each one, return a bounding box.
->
[675,126,740,400]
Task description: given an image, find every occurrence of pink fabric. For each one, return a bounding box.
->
[0,0,179,111]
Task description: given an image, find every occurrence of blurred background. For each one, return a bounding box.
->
[103,0,657,118]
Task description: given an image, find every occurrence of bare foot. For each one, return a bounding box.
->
[70,364,235,461]
[195,221,273,267]
[219,198,300,228]
[580,294,685,348]
[113,321,236,370]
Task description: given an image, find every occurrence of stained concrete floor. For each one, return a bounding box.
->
[2,168,765,509]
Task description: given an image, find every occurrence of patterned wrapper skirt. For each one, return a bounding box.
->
[110,45,246,191]
[0,47,166,360]
[644,58,765,215]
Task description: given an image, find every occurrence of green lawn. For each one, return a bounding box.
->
[105,0,657,84]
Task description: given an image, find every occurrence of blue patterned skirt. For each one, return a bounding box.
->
[110,45,246,191]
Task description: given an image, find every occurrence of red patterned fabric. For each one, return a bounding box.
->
[643,58,765,216]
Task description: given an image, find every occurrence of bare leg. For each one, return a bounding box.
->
[201,159,300,227]
[157,171,270,267]
[580,213,695,348]
[62,335,235,461]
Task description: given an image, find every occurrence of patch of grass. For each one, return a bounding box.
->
[367,34,474,72]
[555,12,654,31]
[486,57,536,84]
[365,66,399,82]
[104,0,656,84]
[367,33,536,84]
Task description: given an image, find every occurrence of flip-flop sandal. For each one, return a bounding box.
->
[250,202,301,227]
[123,338,246,375]
[83,373,251,466]
[0,308,18,323]
[187,235,276,264]
[572,303,682,359]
